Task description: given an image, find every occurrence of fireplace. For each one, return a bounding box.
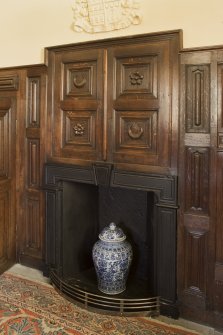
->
[44,163,178,317]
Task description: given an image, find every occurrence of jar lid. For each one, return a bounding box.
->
[99,222,126,242]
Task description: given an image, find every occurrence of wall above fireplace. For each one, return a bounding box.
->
[46,30,181,176]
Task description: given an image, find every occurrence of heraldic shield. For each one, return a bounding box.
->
[72,0,141,33]
[87,0,122,26]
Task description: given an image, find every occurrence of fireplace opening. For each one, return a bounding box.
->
[62,181,157,300]
[45,163,178,317]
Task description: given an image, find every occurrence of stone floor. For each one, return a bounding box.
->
[6,264,223,335]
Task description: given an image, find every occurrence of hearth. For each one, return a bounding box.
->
[44,163,178,317]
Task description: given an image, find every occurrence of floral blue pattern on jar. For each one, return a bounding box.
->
[92,222,133,295]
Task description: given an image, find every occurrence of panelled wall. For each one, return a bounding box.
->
[1,33,223,330]
[0,77,17,272]
[0,66,47,271]
[179,49,223,328]
[18,66,47,269]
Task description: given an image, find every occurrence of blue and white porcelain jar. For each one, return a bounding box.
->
[92,222,133,295]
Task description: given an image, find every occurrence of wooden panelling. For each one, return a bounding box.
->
[184,147,209,214]
[0,75,18,91]
[47,33,180,174]
[179,50,214,322]
[0,92,16,272]
[115,54,158,99]
[27,77,40,127]
[17,66,47,269]
[215,151,223,312]
[215,63,223,313]
[184,227,208,294]
[50,49,104,162]
[0,104,10,177]
[185,65,210,133]
[0,182,9,266]
[27,139,40,188]
[108,39,177,168]
[24,191,42,257]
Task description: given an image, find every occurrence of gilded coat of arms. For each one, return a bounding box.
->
[72,0,142,33]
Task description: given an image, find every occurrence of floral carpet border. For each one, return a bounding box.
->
[0,272,200,335]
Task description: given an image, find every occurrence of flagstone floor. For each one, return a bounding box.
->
[6,263,223,335]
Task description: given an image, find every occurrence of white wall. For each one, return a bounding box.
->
[1,0,223,67]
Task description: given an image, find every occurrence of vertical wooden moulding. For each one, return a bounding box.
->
[185,64,210,133]
[215,152,223,312]
[184,226,208,296]
[25,193,41,252]
[27,76,40,127]
[0,188,9,266]
[184,147,209,214]
[19,68,46,267]
[27,139,40,188]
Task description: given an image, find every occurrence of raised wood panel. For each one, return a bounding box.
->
[62,110,96,151]
[218,63,223,148]
[156,206,177,302]
[27,139,40,188]
[115,54,158,99]
[178,49,215,324]
[108,39,175,168]
[184,147,209,214]
[51,49,104,162]
[17,66,47,269]
[63,61,97,99]
[184,227,208,295]
[0,183,9,266]
[0,95,16,272]
[0,106,10,177]
[0,75,18,91]
[215,62,223,311]
[214,263,223,312]
[216,152,223,263]
[21,191,42,259]
[185,65,210,133]
[114,110,158,165]
[47,33,180,172]
[27,76,40,127]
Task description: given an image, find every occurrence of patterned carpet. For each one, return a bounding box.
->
[0,272,200,334]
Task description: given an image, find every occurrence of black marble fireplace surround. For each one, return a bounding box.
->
[44,163,178,317]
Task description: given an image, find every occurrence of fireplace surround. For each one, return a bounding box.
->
[44,162,178,317]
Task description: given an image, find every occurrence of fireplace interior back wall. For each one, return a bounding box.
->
[62,181,156,296]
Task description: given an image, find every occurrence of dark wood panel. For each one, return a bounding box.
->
[185,64,210,133]
[16,65,47,270]
[0,75,18,91]
[27,76,40,127]
[184,147,209,214]
[27,139,40,188]
[0,93,17,272]
[216,153,223,264]
[0,181,10,267]
[46,33,180,173]
[108,38,179,169]
[23,191,42,256]
[50,49,104,162]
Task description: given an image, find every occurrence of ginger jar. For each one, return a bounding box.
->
[92,222,133,295]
